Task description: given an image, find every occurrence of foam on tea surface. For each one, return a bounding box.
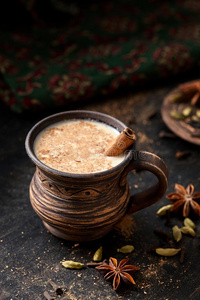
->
[34,119,125,174]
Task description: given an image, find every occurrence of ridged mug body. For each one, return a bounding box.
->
[29,166,130,241]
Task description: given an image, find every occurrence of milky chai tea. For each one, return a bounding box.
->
[34,119,126,174]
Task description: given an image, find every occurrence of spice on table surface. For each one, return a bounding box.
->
[96,257,140,291]
[172,225,182,242]
[155,248,181,257]
[180,246,186,264]
[44,291,55,300]
[181,226,196,237]
[114,214,135,238]
[48,279,63,296]
[87,259,107,268]
[175,151,192,160]
[156,204,173,216]
[61,260,85,269]
[154,229,172,243]
[93,246,103,262]
[166,184,200,217]
[184,217,195,229]
[117,245,135,254]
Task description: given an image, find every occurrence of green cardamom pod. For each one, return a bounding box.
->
[170,111,185,120]
[184,218,195,229]
[196,110,200,118]
[182,106,192,117]
[181,226,195,237]
[93,246,103,262]
[191,115,199,122]
[156,204,173,216]
[172,225,182,242]
[117,245,134,254]
[156,248,181,256]
[61,260,84,269]
[169,93,183,103]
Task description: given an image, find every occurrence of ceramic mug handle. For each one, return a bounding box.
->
[121,150,168,214]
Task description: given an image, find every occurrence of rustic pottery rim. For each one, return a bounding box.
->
[25,110,134,179]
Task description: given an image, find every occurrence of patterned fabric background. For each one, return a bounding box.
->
[0,0,200,113]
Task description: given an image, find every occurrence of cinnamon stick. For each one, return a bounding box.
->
[104,127,136,156]
[48,279,63,295]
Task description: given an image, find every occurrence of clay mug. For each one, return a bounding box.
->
[25,110,168,242]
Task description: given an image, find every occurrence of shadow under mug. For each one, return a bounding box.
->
[25,110,168,242]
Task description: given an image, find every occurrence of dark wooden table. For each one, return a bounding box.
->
[0,81,200,300]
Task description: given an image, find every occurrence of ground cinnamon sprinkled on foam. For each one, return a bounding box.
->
[34,120,125,174]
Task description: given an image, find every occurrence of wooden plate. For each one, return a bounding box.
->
[161,85,200,146]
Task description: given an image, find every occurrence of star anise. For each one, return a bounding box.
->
[96,257,140,291]
[166,184,200,217]
[178,81,200,106]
